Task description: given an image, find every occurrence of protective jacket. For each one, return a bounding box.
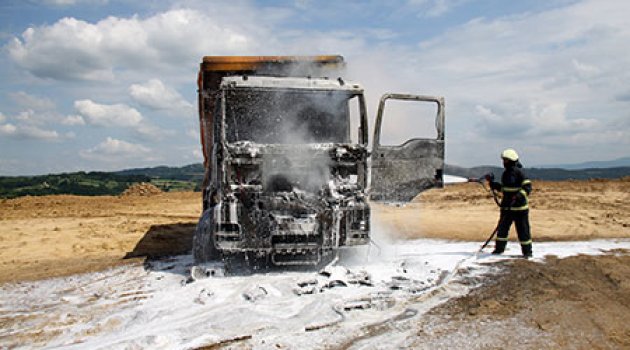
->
[490,164,531,211]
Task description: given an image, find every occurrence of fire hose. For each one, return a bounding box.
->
[468,173,502,252]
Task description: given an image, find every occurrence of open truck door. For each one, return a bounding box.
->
[370,94,445,202]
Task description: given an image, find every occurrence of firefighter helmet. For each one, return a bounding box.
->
[501,148,519,161]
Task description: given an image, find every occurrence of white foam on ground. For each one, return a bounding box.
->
[1,239,628,349]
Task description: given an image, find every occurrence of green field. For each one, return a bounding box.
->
[149,179,199,192]
[2,162,628,199]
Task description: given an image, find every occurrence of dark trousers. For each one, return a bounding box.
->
[494,210,532,255]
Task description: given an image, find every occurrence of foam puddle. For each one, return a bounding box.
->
[1,239,628,349]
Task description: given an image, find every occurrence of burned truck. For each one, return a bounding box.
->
[194,56,445,269]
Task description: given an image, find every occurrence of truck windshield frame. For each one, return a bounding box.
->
[222,87,361,145]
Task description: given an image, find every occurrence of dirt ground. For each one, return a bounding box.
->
[374,177,630,242]
[407,253,630,349]
[0,178,629,348]
[1,178,628,284]
[0,191,201,283]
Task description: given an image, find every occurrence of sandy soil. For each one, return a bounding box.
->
[407,253,630,349]
[0,192,201,283]
[0,178,629,349]
[1,178,628,284]
[374,177,630,242]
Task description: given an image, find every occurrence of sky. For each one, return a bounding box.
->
[0,0,629,175]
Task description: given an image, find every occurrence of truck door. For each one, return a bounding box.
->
[370,94,445,202]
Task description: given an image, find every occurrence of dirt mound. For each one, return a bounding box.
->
[409,252,630,349]
[120,182,162,197]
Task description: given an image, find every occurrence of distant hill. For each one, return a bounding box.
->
[0,164,205,199]
[537,156,630,169]
[118,162,630,182]
[445,164,630,181]
[114,164,205,182]
[2,162,629,199]
[0,172,151,199]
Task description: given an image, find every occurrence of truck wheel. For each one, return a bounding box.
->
[193,208,219,263]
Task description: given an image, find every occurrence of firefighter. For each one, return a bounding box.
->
[486,148,533,258]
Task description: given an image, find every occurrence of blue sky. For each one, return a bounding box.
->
[1,0,629,175]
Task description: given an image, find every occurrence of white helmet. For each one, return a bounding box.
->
[501,148,519,161]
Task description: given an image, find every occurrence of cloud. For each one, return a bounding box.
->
[129,79,194,115]
[0,123,17,134]
[6,8,258,81]
[61,114,86,126]
[0,122,66,141]
[408,0,470,18]
[3,0,630,170]
[14,109,47,125]
[0,108,80,142]
[186,128,199,139]
[614,92,630,102]
[42,0,108,6]
[362,0,630,165]
[74,99,172,139]
[0,108,88,129]
[43,0,79,5]
[9,91,56,111]
[474,102,600,139]
[528,102,600,136]
[0,110,75,141]
[79,137,151,162]
[135,123,174,140]
[74,99,143,127]
[192,148,203,160]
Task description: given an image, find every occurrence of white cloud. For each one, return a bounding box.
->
[61,114,86,126]
[74,99,171,139]
[528,102,600,135]
[0,123,17,134]
[23,126,61,141]
[79,137,151,162]
[43,0,78,5]
[6,9,259,81]
[74,99,143,127]
[0,109,73,141]
[186,128,199,139]
[9,91,55,111]
[135,123,174,140]
[363,0,630,165]
[129,79,194,115]
[42,0,109,6]
[0,108,89,130]
[192,148,203,160]
[15,109,41,124]
[408,0,470,18]
[0,122,64,141]
[2,0,630,170]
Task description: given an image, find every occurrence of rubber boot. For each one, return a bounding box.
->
[521,244,532,259]
[492,240,506,255]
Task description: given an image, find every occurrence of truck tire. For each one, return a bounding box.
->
[193,208,219,263]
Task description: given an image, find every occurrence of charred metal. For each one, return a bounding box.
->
[210,142,371,267]
[193,56,445,271]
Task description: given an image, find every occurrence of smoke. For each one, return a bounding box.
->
[336,212,408,266]
[226,83,360,193]
[225,88,349,144]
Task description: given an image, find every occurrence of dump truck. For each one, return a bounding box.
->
[193,55,445,271]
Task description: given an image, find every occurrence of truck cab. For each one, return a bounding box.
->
[194,56,444,270]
